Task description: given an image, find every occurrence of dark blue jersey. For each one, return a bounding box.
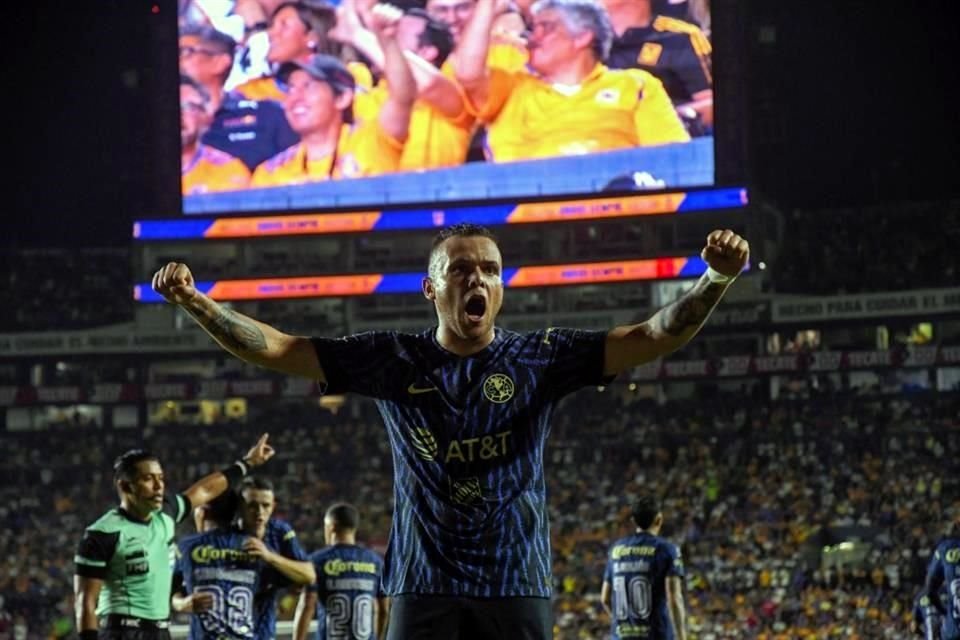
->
[309,544,384,640]
[926,536,960,640]
[606,15,712,104]
[603,531,685,640]
[202,93,299,171]
[311,327,610,597]
[176,529,260,640]
[251,518,309,640]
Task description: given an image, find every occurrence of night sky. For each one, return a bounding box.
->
[5,0,959,247]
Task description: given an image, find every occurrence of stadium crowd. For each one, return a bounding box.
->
[1,386,956,638]
[176,0,711,194]
[0,249,132,333]
[772,200,960,295]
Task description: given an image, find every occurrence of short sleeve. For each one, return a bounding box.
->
[925,546,944,586]
[172,547,186,593]
[162,493,191,524]
[542,328,614,398]
[672,33,712,95]
[307,550,323,594]
[311,332,401,397]
[632,70,690,146]
[75,529,119,579]
[280,526,309,562]
[603,554,613,583]
[665,542,685,578]
[375,553,386,596]
[459,67,521,124]
[346,120,404,177]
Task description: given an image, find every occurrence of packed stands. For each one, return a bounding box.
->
[2,388,956,638]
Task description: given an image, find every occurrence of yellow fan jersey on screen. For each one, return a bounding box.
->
[469,65,689,163]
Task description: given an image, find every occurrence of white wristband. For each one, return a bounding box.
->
[705,266,736,284]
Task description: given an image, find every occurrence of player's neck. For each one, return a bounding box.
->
[435,326,496,357]
[329,533,356,545]
[606,2,652,36]
[302,124,343,161]
[636,526,660,536]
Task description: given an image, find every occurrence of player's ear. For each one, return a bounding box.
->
[422,276,436,301]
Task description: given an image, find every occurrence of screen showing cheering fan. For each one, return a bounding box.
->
[177,0,719,215]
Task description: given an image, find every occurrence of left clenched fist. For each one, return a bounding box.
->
[702,229,749,277]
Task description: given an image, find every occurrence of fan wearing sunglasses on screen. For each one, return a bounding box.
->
[180,73,252,195]
[179,24,299,171]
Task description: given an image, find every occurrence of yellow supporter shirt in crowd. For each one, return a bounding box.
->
[358,83,474,171]
[441,41,529,78]
[468,64,689,163]
[182,144,251,194]
[234,63,375,102]
[249,120,402,187]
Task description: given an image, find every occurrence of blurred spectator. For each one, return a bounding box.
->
[652,0,710,39]
[0,248,131,332]
[180,24,299,170]
[250,28,416,185]
[180,73,251,194]
[603,0,713,130]
[773,201,960,295]
[234,1,342,102]
[332,0,474,170]
[454,0,689,163]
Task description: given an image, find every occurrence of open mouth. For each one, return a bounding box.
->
[464,296,486,322]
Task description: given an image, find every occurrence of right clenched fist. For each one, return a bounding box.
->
[152,262,197,305]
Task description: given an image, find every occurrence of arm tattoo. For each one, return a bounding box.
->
[191,303,268,354]
[656,278,726,337]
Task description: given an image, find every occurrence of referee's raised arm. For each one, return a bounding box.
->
[72,434,275,640]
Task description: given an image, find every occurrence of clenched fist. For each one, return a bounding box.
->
[367,3,403,38]
[701,230,749,278]
[152,262,198,305]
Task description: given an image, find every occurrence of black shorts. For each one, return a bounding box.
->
[97,630,169,640]
[386,594,553,640]
[98,616,170,640]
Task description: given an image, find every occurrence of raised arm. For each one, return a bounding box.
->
[604,230,749,376]
[152,263,324,381]
[451,0,497,106]
[332,0,464,118]
[666,575,688,640]
[368,4,418,141]
[181,433,275,509]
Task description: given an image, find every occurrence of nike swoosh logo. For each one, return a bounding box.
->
[407,383,438,395]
